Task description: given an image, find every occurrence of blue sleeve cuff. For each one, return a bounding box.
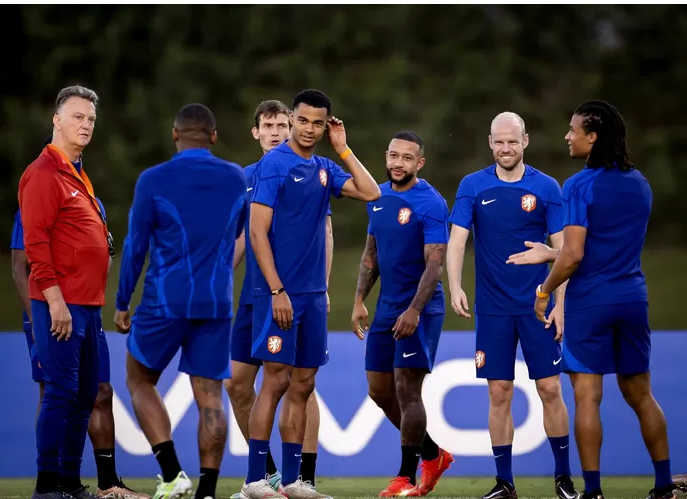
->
[115,295,130,312]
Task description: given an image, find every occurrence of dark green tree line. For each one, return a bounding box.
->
[2,5,686,250]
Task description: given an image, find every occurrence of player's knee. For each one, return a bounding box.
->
[394,375,423,405]
[488,380,513,408]
[617,374,653,410]
[264,368,291,398]
[289,375,316,402]
[368,385,395,410]
[573,382,602,406]
[94,382,113,409]
[536,377,562,405]
[226,378,255,406]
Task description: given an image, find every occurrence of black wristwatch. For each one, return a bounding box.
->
[271,287,285,296]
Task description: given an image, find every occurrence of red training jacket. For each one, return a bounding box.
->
[18,145,109,306]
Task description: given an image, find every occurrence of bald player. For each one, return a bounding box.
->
[446,113,580,499]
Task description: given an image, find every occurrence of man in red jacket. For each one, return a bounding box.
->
[19,85,110,499]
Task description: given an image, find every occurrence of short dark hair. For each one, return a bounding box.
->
[293,89,332,115]
[174,103,216,141]
[54,85,98,114]
[574,100,634,171]
[392,130,425,155]
[254,100,290,128]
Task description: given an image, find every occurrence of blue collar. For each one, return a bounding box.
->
[173,148,214,159]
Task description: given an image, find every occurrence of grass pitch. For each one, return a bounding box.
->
[0,476,665,499]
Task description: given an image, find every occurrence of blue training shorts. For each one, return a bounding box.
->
[562,302,651,376]
[251,292,328,368]
[24,312,110,384]
[475,313,562,381]
[365,313,444,373]
[128,307,232,380]
[230,303,261,367]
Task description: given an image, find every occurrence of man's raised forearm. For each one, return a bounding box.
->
[337,147,381,201]
[410,244,446,312]
[355,235,379,303]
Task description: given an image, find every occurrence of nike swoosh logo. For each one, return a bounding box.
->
[559,488,577,499]
[247,187,253,191]
[402,352,417,358]
[554,358,562,365]
[98,454,113,458]
[560,444,569,449]
[259,451,268,454]
[295,454,302,457]
[71,190,79,197]
[373,206,383,212]
[482,199,495,205]
[494,454,504,458]
[294,177,304,182]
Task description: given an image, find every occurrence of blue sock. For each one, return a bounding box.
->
[282,442,303,486]
[247,439,269,484]
[548,435,571,478]
[653,460,672,490]
[492,445,513,485]
[582,470,601,493]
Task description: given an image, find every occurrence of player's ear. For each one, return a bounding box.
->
[53,114,61,131]
[587,131,597,145]
[417,157,426,171]
[172,128,179,142]
[209,130,218,145]
[251,127,260,140]
[289,114,294,128]
[523,133,530,149]
[488,135,494,150]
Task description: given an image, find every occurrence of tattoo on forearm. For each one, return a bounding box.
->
[410,244,447,312]
[355,235,379,301]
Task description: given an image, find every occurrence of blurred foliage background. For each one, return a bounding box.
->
[1,5,686,331]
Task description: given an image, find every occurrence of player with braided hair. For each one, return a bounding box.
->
[508,100,677,499]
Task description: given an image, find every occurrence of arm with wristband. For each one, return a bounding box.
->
[326,117,381,202]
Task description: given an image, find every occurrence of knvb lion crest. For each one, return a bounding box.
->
[319,169,328,187]
[521,194,537,213]
[267,335,283,354]
[398,208,412,225]
[475,350,485,368]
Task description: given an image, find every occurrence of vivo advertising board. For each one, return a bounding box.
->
[1,331,686,477]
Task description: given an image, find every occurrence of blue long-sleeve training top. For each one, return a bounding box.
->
[116,148,247,319]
